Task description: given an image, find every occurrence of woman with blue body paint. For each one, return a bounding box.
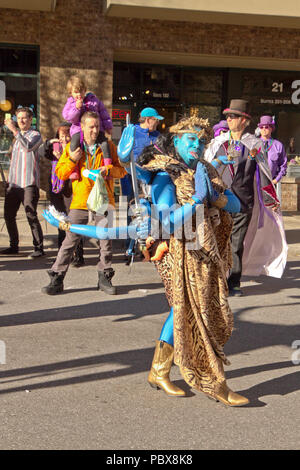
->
[43,116,249,406]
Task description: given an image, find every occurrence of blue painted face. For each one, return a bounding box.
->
[173,132,205,168]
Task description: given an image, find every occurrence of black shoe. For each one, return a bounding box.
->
[229,286,243,297]
[28,249,45,259]
[0,246,19,255]
[41,270,65,295]
[97,269,117,295]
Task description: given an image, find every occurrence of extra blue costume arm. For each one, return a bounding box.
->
[125,164,153,184]
[69,224,134,240]
[151,172,199,234]
[223,189,241,213]
[42,210,143,240]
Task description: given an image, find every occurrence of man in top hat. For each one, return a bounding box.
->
[204,99,287,296]
[258,115,287,184]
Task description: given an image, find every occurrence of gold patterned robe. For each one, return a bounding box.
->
[142,154,234,397]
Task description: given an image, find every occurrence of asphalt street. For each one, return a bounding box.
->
[0,200,299,450]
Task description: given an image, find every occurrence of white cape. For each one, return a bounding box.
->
[204,132,288,278]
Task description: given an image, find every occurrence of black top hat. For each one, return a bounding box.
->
[223,99,251,119]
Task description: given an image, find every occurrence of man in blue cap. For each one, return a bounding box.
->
[120,107,164,260]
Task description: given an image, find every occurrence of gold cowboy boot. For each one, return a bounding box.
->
[148,340,186,397]
[212,381,249,407]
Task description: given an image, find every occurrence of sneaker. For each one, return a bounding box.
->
[28,249,45,259]
[0,247,19,255]
[229,286,243,297]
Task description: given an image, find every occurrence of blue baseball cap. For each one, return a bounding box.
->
[140,107,164,120]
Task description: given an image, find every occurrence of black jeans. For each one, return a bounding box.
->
[4,185,43,250]
[227,211,253,289]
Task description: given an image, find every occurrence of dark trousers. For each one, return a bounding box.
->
[227,211,253,289]
[4,185,43,250]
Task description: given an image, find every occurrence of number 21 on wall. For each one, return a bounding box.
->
[272,82,283,93]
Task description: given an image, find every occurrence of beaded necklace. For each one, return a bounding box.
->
[83,142,97,170]
[227,131,242,160]
[261,138,274,153]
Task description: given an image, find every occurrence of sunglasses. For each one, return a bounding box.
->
[260,125,272,130]
[226,114,241,120]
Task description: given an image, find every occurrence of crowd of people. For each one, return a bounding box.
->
[1,75,289,406]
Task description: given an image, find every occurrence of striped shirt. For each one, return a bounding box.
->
[8,128,43,188]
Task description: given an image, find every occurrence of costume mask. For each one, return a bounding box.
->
[173,132,205,168]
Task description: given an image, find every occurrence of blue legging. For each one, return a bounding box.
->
[159,307,174,346]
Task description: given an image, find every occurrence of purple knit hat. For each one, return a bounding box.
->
[258,115,275,128]
[213,120,229,137]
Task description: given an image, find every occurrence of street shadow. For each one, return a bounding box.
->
[0,251,126,272]
[0,346,193,397]
[225,301,300,357]
[0,292,169,327]
[0,347,297,403]
[284,228,300,245]
[241,260,300,296]
[236,370,300,408]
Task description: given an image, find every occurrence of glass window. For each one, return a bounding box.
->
[142,65,181,102]
[113,62,141,103]
[182,69,222,105]
[0,46,38,74]
[0,45,39,169]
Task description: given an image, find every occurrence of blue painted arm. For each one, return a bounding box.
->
[42,210,149,240]
[117,124,135,163]
[151,172,199,234]
[126,164,153,185]
[223,189,241,213]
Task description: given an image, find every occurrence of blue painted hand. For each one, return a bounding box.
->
[211,155,233,168]
[117,124,135,162]
[193,161,216,203]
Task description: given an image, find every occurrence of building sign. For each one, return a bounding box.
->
[112,109,130,120]
[152,92,170,99]
[259,79,300,106]
[291,80,300,104]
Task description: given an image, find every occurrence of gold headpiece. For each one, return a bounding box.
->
[169,116,213,143]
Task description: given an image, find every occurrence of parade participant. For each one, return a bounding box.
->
[41,111,126,296]
[62,75,113,173]
[38,122,72,247]
[120,107,164,260]
[1,107,44,258]
[258,115,287,184]
[120,107,163,203]
[213,119,229,137]
[205,100,287,296]
[43,116,250,407]
[38,122,86,266]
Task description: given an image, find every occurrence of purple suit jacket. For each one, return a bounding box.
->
[261,138,287,182]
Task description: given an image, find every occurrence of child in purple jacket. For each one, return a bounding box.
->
[62,76,113,178]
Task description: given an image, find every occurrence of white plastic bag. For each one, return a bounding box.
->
[86,172,109,214]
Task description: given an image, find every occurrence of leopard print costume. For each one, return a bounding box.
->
[142,154,234,397]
